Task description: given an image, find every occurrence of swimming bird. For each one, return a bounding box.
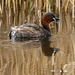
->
[9,12,60,41]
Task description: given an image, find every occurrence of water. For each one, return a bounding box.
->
[0,8,75,75]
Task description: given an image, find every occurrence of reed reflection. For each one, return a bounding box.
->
[41,38,60,57]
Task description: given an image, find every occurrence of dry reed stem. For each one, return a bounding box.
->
[26,0,28,8]
[59,0,60,13]
[32,16,35,24]
[43,0,46,11]
[6,10,9,26]
[48,0,51,12]
[8,0,11,17]
[38,0,41,26]
[0,0,74,14]
[0,4,1,13]
[0,20,2,27]
[19,0,21,7]
[24,1,26,11]
[65,14,72,32]
[56,0,59,13]
[46,0,49,12]
[35,0,38,16]
[31,1,35,11]
[1,0,4,14]
[22,9,25,24]
[5,0,8,7]
[19,12,21,25]
[65,0,69,12]
[27,15,30,23]
[0,1,75,75]
[58,13,62,32]
[16,0,18,8]
[14,16,16,26]
[72,0,74,18]
[13,0,16,14]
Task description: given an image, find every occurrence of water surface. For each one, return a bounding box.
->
[0,8,75,75]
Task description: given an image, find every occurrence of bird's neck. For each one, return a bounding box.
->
[42,24,50,31]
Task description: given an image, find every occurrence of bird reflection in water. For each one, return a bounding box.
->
[41,38,60,57]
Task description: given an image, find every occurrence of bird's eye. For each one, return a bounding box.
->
[53,17,56,21]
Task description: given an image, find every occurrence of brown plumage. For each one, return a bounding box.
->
[9,12,60,41]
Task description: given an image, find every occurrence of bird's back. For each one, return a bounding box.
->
[9,24,51,41]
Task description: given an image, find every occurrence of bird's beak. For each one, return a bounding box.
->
[53,17,60,23]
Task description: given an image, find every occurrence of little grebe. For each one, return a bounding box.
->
[9,12,60,40]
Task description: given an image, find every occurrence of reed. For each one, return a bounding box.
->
[26,0,28,8]
[5,0,8,7]
[16,0,18,8]
[13,0,16,14]
[1,0,75,15]
[32,16,35,24]
[72,0,74,18]
[1,0,4,14]
[48,0,51,12]
[64,0,69,12]
[8,0,11,17]
[38,0,42,26]
[43,0,46,11]
[0,4,1,13]
[24,1,26,11]
[0,1,75,75]
[58,0,60,13]
[14,15,16,26]
[35,0,38,14]
[19,11,21,25]
[56,0,59,13]
[35,0,38,24]
[29,0,32,8]
[27,15,30,23]
[19,0,21,7]
[46,0,49,12]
